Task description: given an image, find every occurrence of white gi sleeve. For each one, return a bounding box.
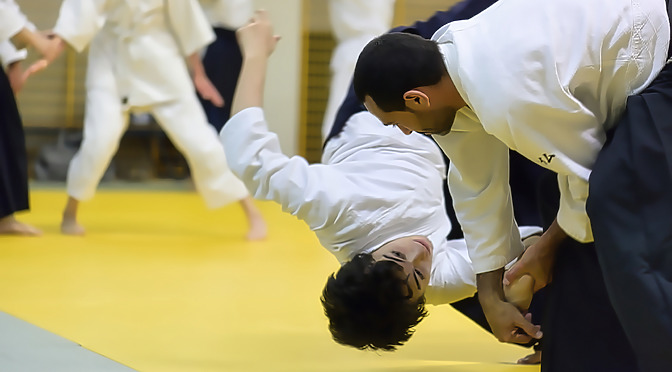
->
[0,0,28,42]
[221,107,345,228]
[201,0,253,29]
[425,237,478,304]
[503,84,603,244]
[165,0,215,57]
[557,174,593,242]
[435,114,523,274]
[53,0,111,52]
[0,40,26,69]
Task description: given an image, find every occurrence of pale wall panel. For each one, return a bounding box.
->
[254,0,304,156]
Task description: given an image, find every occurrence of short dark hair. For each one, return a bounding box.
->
[353,32,446,112]
[321,253,428,351]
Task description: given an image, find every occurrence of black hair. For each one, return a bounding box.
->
[353,32,447,112]
[321,253,428,351]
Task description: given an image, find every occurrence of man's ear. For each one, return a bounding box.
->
[403,89,430,110]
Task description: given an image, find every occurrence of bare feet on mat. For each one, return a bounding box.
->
[61,217,85,236]
[61,197,84,235]
[239,197,267,241]
[517,350,542,364]
[0,215,42,236]
[246,213,267,241]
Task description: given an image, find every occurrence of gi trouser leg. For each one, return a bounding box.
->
[66,88,128,201]
[150,93,248,209]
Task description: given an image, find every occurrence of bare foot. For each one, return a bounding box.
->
[0,216,42,236]
[246,213,267,241]
[61,196,85,235]
[517,350,542,364]
[61,217,85,236]
[239,197,267,241]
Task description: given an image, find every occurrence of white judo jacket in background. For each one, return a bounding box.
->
[0,0,29,42]
[198,0,253,30]
[0,0,32,68]
[321,0,395,140]
[0,41,26,69]
[221,107,541,304]
[53,0,215,108]
[433,0,669,274]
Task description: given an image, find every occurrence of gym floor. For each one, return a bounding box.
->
[0,189,540,372]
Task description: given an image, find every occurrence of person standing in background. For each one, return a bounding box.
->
[321,0,395,141]
[0,0,52,236]
[39,0,266,240]
[193,0,254,132]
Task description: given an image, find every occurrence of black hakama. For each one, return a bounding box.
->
[587,62,672,372]
[534,172,638,372]
[0,66,29,219]
[199,27,243,132]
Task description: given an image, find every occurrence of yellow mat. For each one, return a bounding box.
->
[0,190,540,372]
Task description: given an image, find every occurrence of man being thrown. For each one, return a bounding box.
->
[353,0,671,370]
[221,6,545,363]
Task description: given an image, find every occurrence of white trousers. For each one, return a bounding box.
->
[66,88,249,208]
[321,0,395,140]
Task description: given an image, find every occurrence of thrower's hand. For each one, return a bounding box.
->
[504,220,567,292]
[479,268,543,344]
[503,273,535,311]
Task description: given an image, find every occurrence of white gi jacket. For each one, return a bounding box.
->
[322,0,395,140]
[0,41,25,70]
[0,0,32,68]
[0,0,28,42]
[432,0,670,274]
[222,107,540,303]
[198,0,253,30]
[0,0,35,71]
[53,0,215,107]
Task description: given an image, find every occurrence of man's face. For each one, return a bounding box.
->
[371,235,433,302]
[364,95,456,136]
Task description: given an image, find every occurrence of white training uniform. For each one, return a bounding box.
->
[0,40,26,70]
[0,0,32,68]
[222,107,541,304]
[53,0,248,207]
[0,0,29,41]
[321,0,395,140]
[431,0,669,274]
[198,0,253,30]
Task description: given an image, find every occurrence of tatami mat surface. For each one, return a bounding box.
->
[0,190,540,372]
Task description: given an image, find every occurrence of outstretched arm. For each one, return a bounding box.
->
[222,11,346,230]
[230,10,279,116]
